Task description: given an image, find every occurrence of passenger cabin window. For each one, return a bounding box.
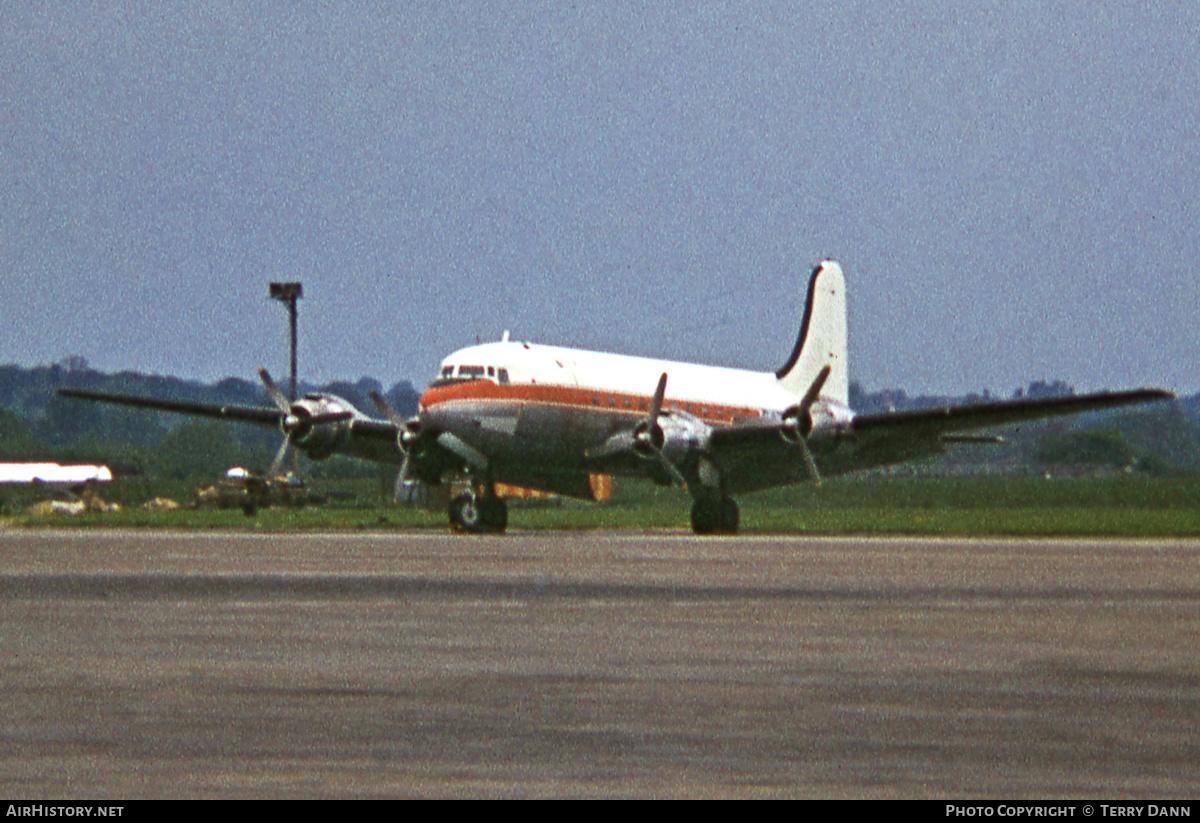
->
[498,368,510,385]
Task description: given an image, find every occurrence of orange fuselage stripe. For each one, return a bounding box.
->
[420,380,761,424]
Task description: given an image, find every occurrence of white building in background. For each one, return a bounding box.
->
[0,463,112,485]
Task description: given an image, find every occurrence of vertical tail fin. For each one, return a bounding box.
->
[775,260,848,406]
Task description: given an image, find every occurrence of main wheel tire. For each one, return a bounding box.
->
[690,497,739,535]
[479,495,508,533]
[690,499,719,535]
[718,498,739,534]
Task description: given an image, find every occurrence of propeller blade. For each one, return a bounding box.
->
[798,438,822,486]
[648,372,668,427]
[638,373,685,487]
[800,365,832,416]
[267,435,292,478]
[793,365,831,483]
[585,431,636,460]
[655,451,687,488]
[369,389,422,503]
[437,432,488,470]
[782,364,833,443]
[257,367,291,413]
[392,452,412,502]
[368,389,405,425]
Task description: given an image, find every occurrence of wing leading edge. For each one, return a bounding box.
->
[57,387,286,426]
[848,388,1173,439]
[55,387,403,449]
[707,387,1173,495]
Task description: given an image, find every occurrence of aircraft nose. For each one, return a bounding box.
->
[420,402,449,431]
[421,402,479,439]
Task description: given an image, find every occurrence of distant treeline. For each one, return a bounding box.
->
[0,360,1197,482]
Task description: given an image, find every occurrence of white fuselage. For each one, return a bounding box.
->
[413,261,854,500]
[414,339,855,499]
[423,340,804,423]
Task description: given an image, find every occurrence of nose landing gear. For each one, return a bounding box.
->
[449,490,508,533]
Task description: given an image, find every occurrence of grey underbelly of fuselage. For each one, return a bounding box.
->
[433,399,635,472]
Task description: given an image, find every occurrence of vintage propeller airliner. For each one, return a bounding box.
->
[60,261,1171,533]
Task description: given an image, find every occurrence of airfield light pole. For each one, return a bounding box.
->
[268,282,303,402]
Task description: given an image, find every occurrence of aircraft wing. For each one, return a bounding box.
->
[55,387,404,457]
[848,388,1174,439]
[707,388,1174,494]
[57,387,286,426]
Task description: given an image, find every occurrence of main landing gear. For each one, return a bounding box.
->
[449,490,508,534]
[690,496,739,535]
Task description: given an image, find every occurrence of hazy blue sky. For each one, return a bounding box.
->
[2,2,1197,395]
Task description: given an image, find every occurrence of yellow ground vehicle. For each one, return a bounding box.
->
[192,467,314,515]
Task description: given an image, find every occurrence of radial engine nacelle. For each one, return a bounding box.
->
[642,409,711,465]
[256,368,360,471]
[779,399,855,444]
[281,393,361,459]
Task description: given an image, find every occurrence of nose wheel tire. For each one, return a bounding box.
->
[690,497,739,535]
[449,493,508,533]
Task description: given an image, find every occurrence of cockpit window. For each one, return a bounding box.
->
[432,364,510,386]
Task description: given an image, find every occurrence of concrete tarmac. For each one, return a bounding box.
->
[1,529,1197,798]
